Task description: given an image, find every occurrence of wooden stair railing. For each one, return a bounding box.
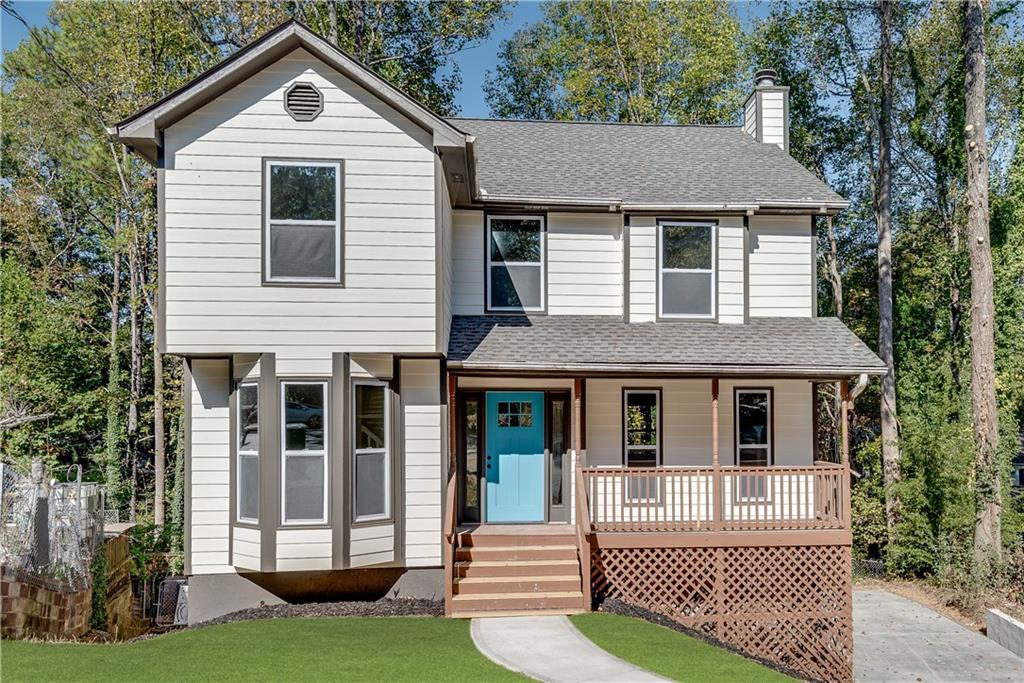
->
[442,472,457,617]
[574,455,592,611]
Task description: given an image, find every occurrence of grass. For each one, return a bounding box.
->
[1,617,525,682]
[569,612,795,683]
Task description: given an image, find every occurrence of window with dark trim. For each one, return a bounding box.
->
[236,383,259,523]
[735,389,771,466]
[353,380,390,522]
[658,221,716,318]
[281,381,328,524]
[623,389,660,467]
[486,215,545,311]
[264,160,343,283]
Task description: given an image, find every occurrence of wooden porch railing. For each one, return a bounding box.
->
[442,471,457,617]
[580,464,850,533]
[573,453,592,610]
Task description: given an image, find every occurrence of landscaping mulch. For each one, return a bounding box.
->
[198,598,444,627]
[596,598,811,682]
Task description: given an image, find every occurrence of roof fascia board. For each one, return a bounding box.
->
[114,21,465,153]
[447,361,887,378]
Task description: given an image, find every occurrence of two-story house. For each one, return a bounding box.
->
[113,21,884,681]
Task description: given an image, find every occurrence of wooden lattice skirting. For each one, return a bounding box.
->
[592,543,853,682]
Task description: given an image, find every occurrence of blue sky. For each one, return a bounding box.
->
[2,0,769,118]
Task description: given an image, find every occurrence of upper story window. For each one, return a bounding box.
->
[487,215,545,312]
[264,160,343,284]
[658,221,716,319]
[236,383,259,523]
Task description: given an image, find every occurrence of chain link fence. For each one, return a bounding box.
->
[0,461,105,591]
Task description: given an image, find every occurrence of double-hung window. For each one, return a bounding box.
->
[623,389,660,500]
[236,383,259,523]
[353,381,390,522]
[281,381,328,524]
[264,160,343,283]
[486,215,545,311]
[658,221,716,318]
[735,389,772,467]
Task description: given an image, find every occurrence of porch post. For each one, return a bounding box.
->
[711,378,721,532]
[574,377,584,465]
[447,374,457,471]
[711,378,720,467]
[839,378,850,465]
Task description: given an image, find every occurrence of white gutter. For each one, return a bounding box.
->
[449,361,888,377]
[620,203,760,212]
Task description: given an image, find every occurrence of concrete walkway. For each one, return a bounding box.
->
[471,615,668,683]
[854,589,1024,682]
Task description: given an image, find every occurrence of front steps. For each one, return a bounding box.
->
[450,525,585,618]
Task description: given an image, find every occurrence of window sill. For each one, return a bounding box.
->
[351,516,394,529]
[262,280,345,288]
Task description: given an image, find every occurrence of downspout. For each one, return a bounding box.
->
[849,373,869,401]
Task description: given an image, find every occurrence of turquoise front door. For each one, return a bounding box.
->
[485,391,545,522]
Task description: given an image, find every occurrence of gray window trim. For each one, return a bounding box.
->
[262,158,345,286]
[657,220,718,320]
[280,379,330,526]
[351,378,392,524]
[485,213,546,313]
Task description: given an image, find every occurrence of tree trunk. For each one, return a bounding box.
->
[826,215,843,320]
[106,223,122,507]
[128,233,141,523]
[963,0,1001,570]
[328,1,338,46]
[153,276,165,527]
[877,0,901,533]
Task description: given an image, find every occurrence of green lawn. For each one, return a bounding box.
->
[2,617,525,682]
[569,612,795,683]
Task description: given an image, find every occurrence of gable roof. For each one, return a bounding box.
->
[451,118,847,211]
[448,315,885,377]
[110,19,467,164]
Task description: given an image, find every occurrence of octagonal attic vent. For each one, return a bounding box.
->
[284,82,323,121]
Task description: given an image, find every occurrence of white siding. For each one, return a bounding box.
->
[547,213,623,315]
[189,359,233,575]
[585,378,813,467]
[402,359,442,566]
[760,90,786,149]
[748,215,814,317]
[743,96,757,138]
[232,525,261,571]
[437,160,454,351]
[452,210,484,314]
[163,48,438,356]
[350,524,394,567]
[717,217,745,324]
[627,218,657,322]
[276,528,332,571]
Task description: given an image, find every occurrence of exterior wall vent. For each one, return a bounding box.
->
[284,82,323,121]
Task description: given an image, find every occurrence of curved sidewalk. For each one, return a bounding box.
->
[471,615,669,683]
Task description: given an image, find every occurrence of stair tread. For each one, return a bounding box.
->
[455,575,581,584]
[451,608,585,619]
[455,559,579,567]
[451,590,583,601]
[457,545,578,551]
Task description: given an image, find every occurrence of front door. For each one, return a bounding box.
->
[485,391,545,522]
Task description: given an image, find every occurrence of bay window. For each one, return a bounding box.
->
[236,383,259,523]
[487,215,545,311]
[353,381,390,522]
[658,221,716,319]
[264,160,343,283]
[281,381,327,524]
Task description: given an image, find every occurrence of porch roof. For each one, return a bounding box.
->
[447,315,886,378]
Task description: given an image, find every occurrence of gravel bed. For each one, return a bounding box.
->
[198,598,445,627]
[596,598,811,682]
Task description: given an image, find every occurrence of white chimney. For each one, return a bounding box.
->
[742,68,790,152]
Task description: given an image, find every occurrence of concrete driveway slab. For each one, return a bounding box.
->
[471,615,668,683]
[854,589,1024,682]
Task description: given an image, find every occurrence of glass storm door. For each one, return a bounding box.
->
[485,392,545,522]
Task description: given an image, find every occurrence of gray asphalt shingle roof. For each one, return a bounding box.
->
[448,118,846,208]
[448,316,886,376]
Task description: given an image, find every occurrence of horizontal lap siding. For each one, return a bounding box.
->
[277,528,332,571]
[232,525,260,571]
[189,360,233,575]
[627,218,657,322]
[401,359,442,566]
[547,213,623,315]
[585,379,813,468]
[717,217,745,323]
[163,48,437,355]
[748,215,813,317]
[759,91,786,148]
[350,524,394,567]
[452,210,485,314]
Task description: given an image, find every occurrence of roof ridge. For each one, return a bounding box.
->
[447,116,742,130]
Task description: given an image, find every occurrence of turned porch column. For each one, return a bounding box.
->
[711,378,721,531]
[573,377,584,465]
[839,379,850,465]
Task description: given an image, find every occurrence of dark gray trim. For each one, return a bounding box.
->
[258,353,277,572]
[811,382,820,462]
[156,145,166,354]
[391,357,405,564]
[743,215,750,324]
[654,218,720,323]
[755,90,764,143]
[332,353,348,570]
[349,375,398,529]
[260,157,346,288]
[733,386,775,467]
[228,386,236,561]
[483,211,548,315]
[283,81,323,121]
[183,361,193,575]
[434,161,446,355]
[340,353,352,568]
[622,215,630,321]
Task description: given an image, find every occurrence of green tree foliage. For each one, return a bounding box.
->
[485,0,745,123]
